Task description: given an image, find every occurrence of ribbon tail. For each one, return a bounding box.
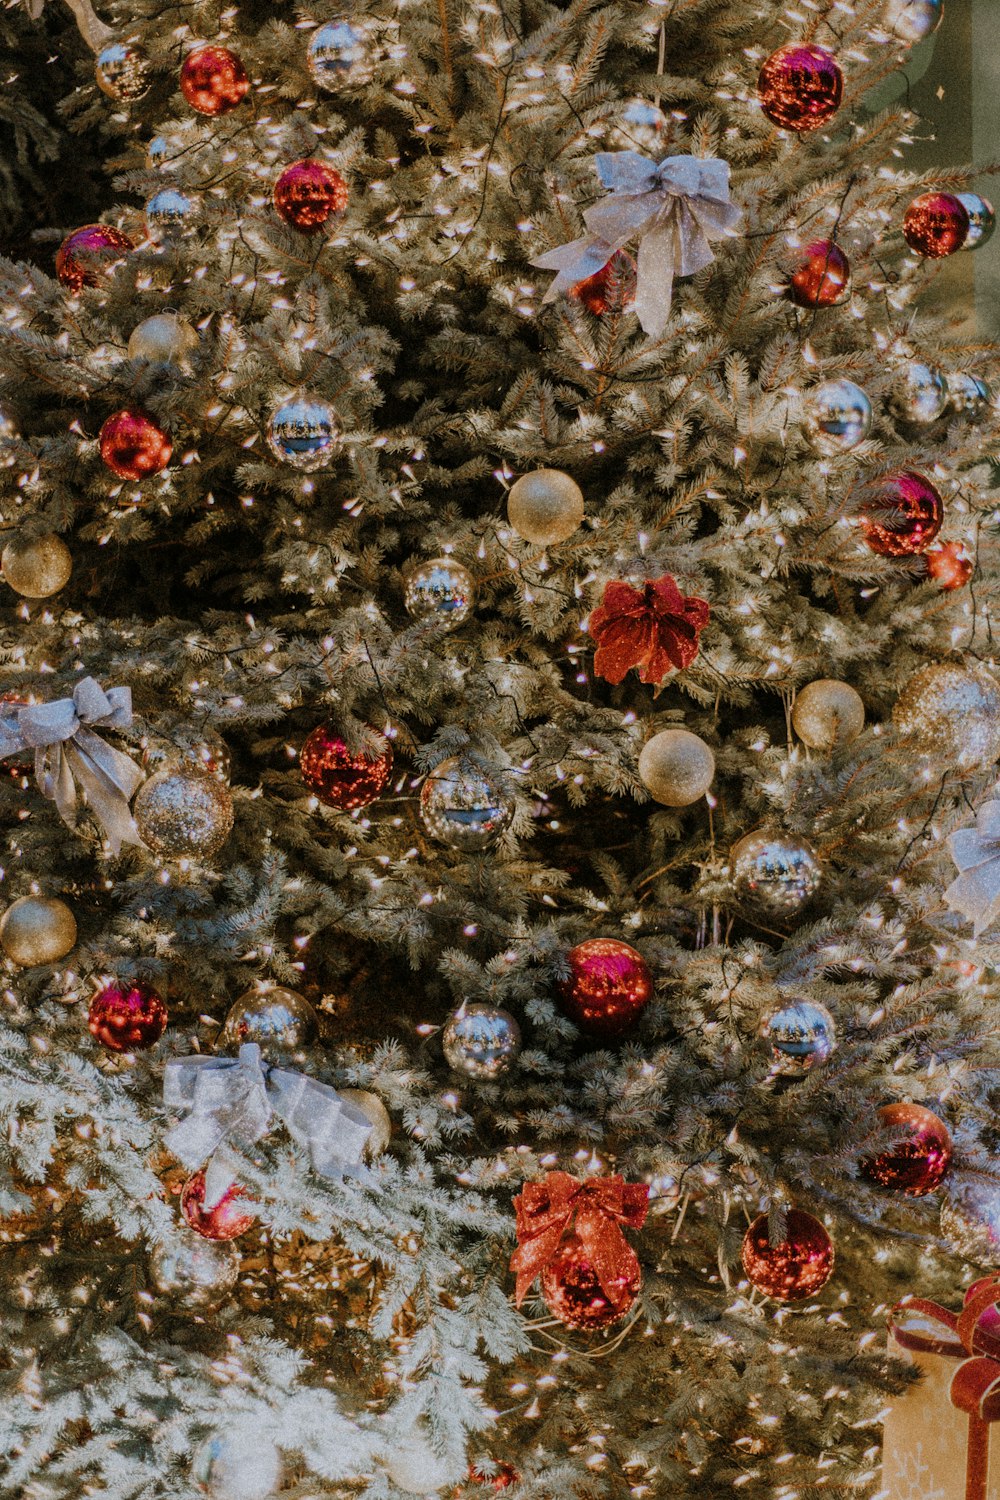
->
[944,862,1000,938]
[203,1146,242,1211]
[37,744,80,830]
[575,1204,640,1309]
[65,739,143,855]
[510,1223,568,1306]
[634,225,676,337]
[533,237,616,302]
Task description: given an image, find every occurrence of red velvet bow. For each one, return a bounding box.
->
[589,575,710,686]
[510,1170,649,1308]
[891,1276,1000,1500]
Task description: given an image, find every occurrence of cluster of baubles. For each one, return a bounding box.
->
[803,364,991,464]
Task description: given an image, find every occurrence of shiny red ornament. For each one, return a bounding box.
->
[589,574,709,686]
[741,1209,834,1302]
[903,191,969,258]
[571,250,637,315]
[464,1462,520,1491]
[179,45,249,116]
[88,979,168,1052]
[55,224,133,293]
[180,1169,255,1240]
[757,43,843,132]
[300,724,393,810]
[861,1101,953,1196]
[860,469,944,558]
[273,159,349,234]
[926,542,974,591]
[99,409,172,481]
[787,240,850,309]
[540,1231,640,1330]
[557,938,653,1037]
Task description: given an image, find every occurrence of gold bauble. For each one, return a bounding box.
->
[128,314,199,368]
[638,728,715,807]
[893,661,1000,772]
[507,469,584,546]
[134,771,234,860]
[792,680,865,750]
[0,896,77,967]
[2,534,72,599]
[338,1088,392,1155]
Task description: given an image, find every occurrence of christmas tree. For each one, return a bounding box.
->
[1,0,998,1496]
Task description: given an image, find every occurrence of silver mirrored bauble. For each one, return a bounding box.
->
[306,19,376,90]
[149,1234,241,1308]
[940,1179,1000,1266]
[947,372,991,419]
[893,661,1000,772]
[442,1002,522,1080]
[95,40,151,102]
[0,407,17,445]
[884,0,944,44]
[193,1429,283,1500]
[128,313,199,367]
[420,756,515,851]
[146,189,196,240]
[147,135,180,170]
[730,831,823,917]
[608,98,669,155]
[134,770,234,859]
[763,1000,837,1077]
[403,556,475,630]
[957,192,996,251]
[890,362,947,425]
[220,986,318,1056]
[803,379,873,455]
[266,395,339,471]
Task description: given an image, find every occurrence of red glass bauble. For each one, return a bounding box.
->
[179,45,249,116]
[300,724,393,810]
[88,979,168,1052]
[903,192,969,258]
[787,240,850,309]
[557,937,653,1037]
[463,1462,520,1491]
[570,250,637,315]
[741,1209,834,1302]
[926,542,973,591]
[860,469,944,558]
[539,1231,640,1330]
[55,224,133,293]
[180,1169,255,1241]
[273,159,349,234]
[99,409,172,481]
[757,43,843,132]
[861,1101,952,1196]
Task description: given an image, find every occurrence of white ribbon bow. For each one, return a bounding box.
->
[533,152,742,338]
[163,1043,374,1208]
[0,678,144,854]
[946,800,1000,938]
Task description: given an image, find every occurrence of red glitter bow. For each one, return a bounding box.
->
[510,1170,648,1308]
[589,575,709,685]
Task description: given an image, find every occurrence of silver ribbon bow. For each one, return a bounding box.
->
[163,1043,374,1207]
[0,678,144,854]
[946,800,1000,938]
[533,152,742,338]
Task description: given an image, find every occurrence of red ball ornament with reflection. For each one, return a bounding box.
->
[861,1101,953,1196]
[300,724,393,810]
[88,979,168,1052]
[571,250,637,315]
[55,224,133,293]
[557,937,653,1037]
[860,470,943,558]
[99,409,172,481]
[927,542,974,591]
[180,1169,255,1241]
[539,1231,640,1330]
[787,240,850,309]
[274,159,349,234]
[179,45,249,116]
[904,192,969,258]
[741,1209,834,1302]
[757,43,843,132]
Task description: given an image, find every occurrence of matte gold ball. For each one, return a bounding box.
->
[0,896,77,967]
[128,313,199,367]
[893,661,1000,772]
[2,534,72,599]
[338,1088,392,1155]
[638,729,715,807]
[507,469,584,546]
[792,680,865,750]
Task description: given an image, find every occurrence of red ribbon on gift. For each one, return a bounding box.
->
[891,1276,1000,1500]
[510,1170,648,1308]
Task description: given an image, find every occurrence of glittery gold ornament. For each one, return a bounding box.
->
[507,469,584,546]
[802,379,872,455]
[890,362,947,425]
[1,534,72,599]
[134,770,234,859]
[442,1002,522,1079]
[128,313,199,367]
[219,986,318,1057]
[940,1179,1000,1266]
[893,662,1000,772]
[791,680,865,750]
[420,756,515,850]
[149,1233,241,1308]
[638,728,714,807]
[730,831,823,917]
[337,1088,392,1155]
[403,557,475,630]
[95,40,151,102]
[0,896,77,967]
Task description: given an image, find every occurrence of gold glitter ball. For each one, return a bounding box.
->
[792,680,865,751]
[507,469,584,546]
[134,770,234,859]
[0,896,77,967]
[893,661,1000,772]
[638,728,714,806]
[2,533,72,599]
